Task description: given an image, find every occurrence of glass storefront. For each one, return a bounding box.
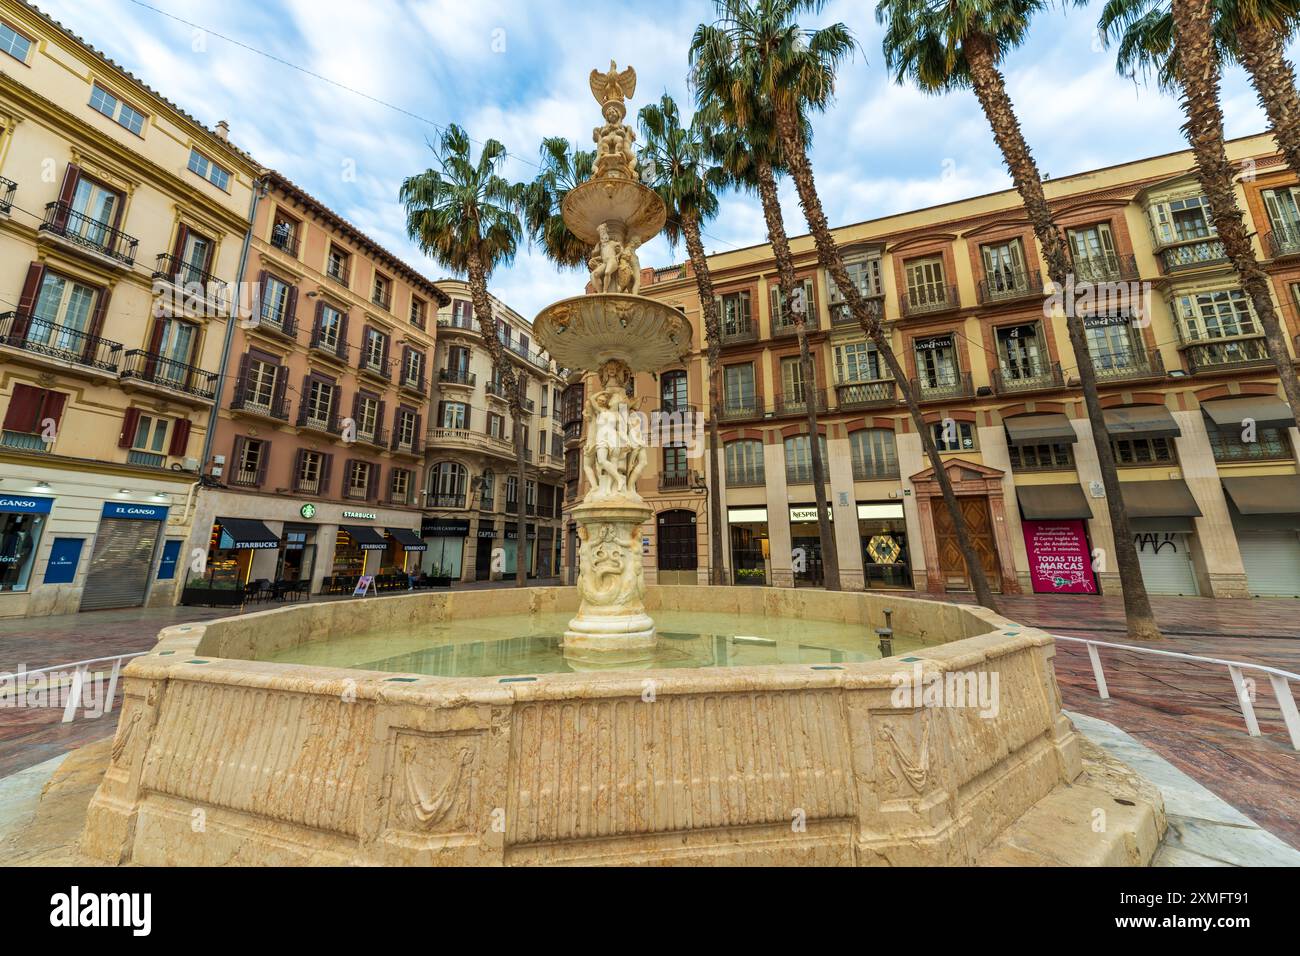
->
[275,526,316,582]
[332,530,369,576]
[857,502,912,589]
[727,507,769,586]
[474,521,496,580]
[0,495,52,592]
[789,504,829,587]
[421,517,468,579]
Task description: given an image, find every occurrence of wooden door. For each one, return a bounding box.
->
[932,496,1002,592]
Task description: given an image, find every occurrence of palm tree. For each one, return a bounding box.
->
[1098,0,1300,432]
[694,0,1003,609]
[523,137,596,270]
[401,123,531,586]
[1098,0,1300,184]
[638,94,730,587]
[873,0,1160,637]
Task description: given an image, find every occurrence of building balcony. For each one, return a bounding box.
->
[152,253,229,307]
[835,378,896,410]
[230,379,290,422]
[120,350,218,402]
[829,294,883,327]
[1070,252,1139,284]
[992,361,1064,395]
[0,311,122,375]
[39,201,138,267]
[1090,346,1166,383]
[658,470,695,493]
[437,313,479,337]
[0,177,15,215]
[427,493,466,509]
[372,288,392,311]
[249,311,298,342]
[427,426,515,460]
[269,226,299,258]
[1158,238,1228,274]
[296,407,343,436]
[353,426,389,450]
[771,315,818,338]
[486,380,509,402]
[772,390,829,417]
[978,269,1043,305]
[399,371,427,395]
[913,371,974,403]
[439,367,476,388]
[720,320,758,345]
[901,284,959,318]
[326,261,349,285]
[1265,224,1300,259]
[1181,335,1273,373]
[718,397,762,422]
[307,326,347,362]
[390,433,424,458]
[563,420,583,444]
[358,355,391,382]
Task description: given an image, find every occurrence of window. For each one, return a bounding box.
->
[241,356,278,411]
[295,450,324,494]
[0,21,33,63]
[905,256,947,307]
[526,479,537,514]
[913,335,958,390]
[31,272,97,347]
[372,273,391,308]
[505,475,519,508]
[89,83,146,135]
[395,408,418,448]
[174,228,214,284]
[1263,187,1300,249]
[152,318,197,383]
[346,460,373,499]
[410,296,427,329]
[356,394,379,439]
[259,275,293,328]
[981,239,1028,292]
[723,363,756,413]
[1,384,67,452]
[662,445,689,482]
[429,462,467,506]
[0,503,45,592]
[487,412,506,439]
[780,355,808,404]
[439,401,469,430]
[305,379,335,426]
[1084,313,1140,370]
[850,429,898,479]
[403,348,425,387]
[1148,194,1215,245]
[660,369,688,411]
[327,245,350,283]
[1112,436,1175,464]
[270,214,298,254]
[480,469,496,510]
[316,304,343,351]
[931,421,976,452]
[68,176,121,242]
[363,327,388,370]
[1008,443,1074,470]
[783,434,828,484]
[725,440,765,486]
[128,413,170,467]
[1068,223,1119,281]
[187,148,230,191]
[769,278,816,329]
[450,298,474,329]
[1174,288,1258,341]
[390,468,411,504]
[720,290,752,337]
[834,341,882,383]
[1207,427,1291,463]
[232,437,266,486]
[995,323,1046,380]
[831,257,883,302]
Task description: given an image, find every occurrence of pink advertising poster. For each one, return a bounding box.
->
[1021,519,1097,594]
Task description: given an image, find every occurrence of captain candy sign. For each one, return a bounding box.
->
[1021,519,1097,594]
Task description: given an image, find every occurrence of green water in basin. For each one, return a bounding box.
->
[259,610,928,678]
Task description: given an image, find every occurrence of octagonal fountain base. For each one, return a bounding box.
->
[80,586,1164,867]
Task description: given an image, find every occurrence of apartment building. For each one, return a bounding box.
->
[426,278,567,581]
[185,172,449,600]
[0,0,259,617]
[593,131,1300,600]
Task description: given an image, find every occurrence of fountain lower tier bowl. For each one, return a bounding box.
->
[560,177,666,246]
[532,293,692,373]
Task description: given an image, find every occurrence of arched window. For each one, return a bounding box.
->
[783,434,829,484]
[725,439,765,486]
[850,429,898,480]
[428,461,468,508]
[479,469,495,510]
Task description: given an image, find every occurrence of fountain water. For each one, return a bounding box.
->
[533,62,692,662]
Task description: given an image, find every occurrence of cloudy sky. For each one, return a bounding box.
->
[34,0,1280,318]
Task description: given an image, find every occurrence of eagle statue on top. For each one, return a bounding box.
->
[589,60,636,109]
[588,61,640,181]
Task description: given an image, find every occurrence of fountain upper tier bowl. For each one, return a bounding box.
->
[560,177,667,246]
[533,293,692,372]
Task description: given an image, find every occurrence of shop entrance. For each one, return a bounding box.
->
[656,509,697,585]
[933,496,1002,592]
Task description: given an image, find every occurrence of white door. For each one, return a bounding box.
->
[1237,531,1300,597]
[1134,532,1199,596]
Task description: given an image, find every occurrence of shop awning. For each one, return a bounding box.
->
[1103,405,1181,439]
[1016,484,1093,520]
[387,528,427,552]
[1119,480,1202,518]
[340,525,388,550]
[1004,413,1077,446]
[1222,475,1300,515]
[1201,396,1295,433]
[215,517,280,550]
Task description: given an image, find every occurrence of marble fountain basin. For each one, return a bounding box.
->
[81,586,1152,866]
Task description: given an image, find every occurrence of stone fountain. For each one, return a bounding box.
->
[533,61,692,663]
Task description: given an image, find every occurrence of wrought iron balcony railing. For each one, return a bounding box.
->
[978,269,1043,304]
[1090,347,1165,382]
[901,283,959,317]
[152,253,228,299]
[0,177,15,215]
[992,361,1064,394]
[1069,252,1139,284]
[1265,224,1300,258]
[913,371,974,402]
[772,390,829,416]
[835,378,896,410]
[120,350,218,400]
[40,201,138,265]
[1159,239,1228,273]
[439,367,476,386]
[229,375,290,421]
[358,354,391,381]
[720,318,758,344]
[308,325,347,360]
[269,226,299,257]
[1182,336,1273,373]
[0,311,122,373]
[296,406,343,435]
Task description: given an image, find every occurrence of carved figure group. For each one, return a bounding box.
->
[587,226,640,294]
[580,381,648,498]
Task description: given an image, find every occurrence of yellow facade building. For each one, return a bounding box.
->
[0,0,260,615]
[598,131,1300,600]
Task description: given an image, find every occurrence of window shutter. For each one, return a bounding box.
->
[85,287,111,365]
[285,284,299,333]
[360,325,372,368]
[380,331,390,366]
[368,463,380,501]
[255,440,271,487]
[53,164,80,228]
[231,436,247,478]
[268,364,285,417]
[233,352,251,403]
[17,262,45,327]
[320,453,333,494]
[253,270,267,324]
[119,407,141,448]
[413,413,422,441]
[300,373,312,417]
[168,417,191,457]
[171,223,190,265]
[39,390,68,434]
[144,319,165,377]
[350,391,360,427]
[376,400,386,433]
[3,384,44,432]
[337,311,350,358]
[292,448,306,491]
[312,299,324,346]
[328,381,340,421]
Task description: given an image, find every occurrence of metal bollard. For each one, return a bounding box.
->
[875,607,894,658]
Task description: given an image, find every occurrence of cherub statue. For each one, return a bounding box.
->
[615,237,641,294]
[592,103,639,181]
[582,386,628,495]
[589,222,622,293]
[623,396,649,488]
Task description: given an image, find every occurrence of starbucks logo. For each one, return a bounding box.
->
[300,504,316,519]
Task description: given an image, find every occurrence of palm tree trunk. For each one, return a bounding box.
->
[754,159,841,591]
[1236,18,1300,189]
[769,109,997,610]
[680,214,727,586]
[964,34,1160,638]
[466,249,528,587]
[1171,0,1300,432]
[514,406,528,587]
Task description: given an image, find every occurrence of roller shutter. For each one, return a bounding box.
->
[1134,532,1199,596]
[1237,531,1300,598]
[79,518,157,610]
